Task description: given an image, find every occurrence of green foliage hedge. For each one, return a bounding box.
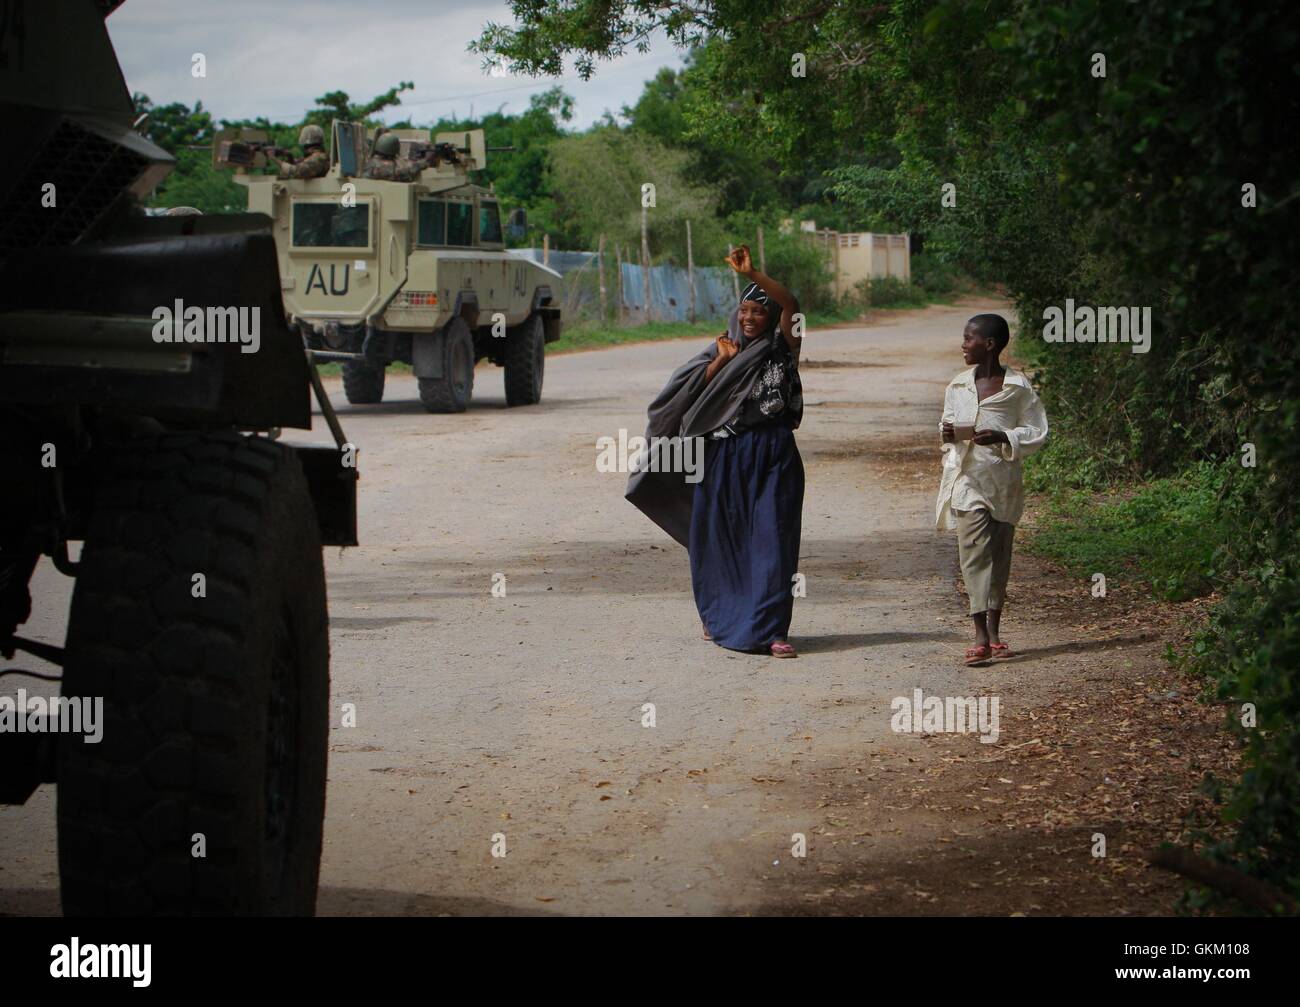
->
[826,0,1300,908]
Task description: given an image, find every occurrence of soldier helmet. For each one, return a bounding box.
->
[374,133,401,157]
[299,124,325,147]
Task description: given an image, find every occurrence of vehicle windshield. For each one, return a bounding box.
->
[418,200,445,246]
[479,201,502,243]
[417,199,474,247]
[292,203,369,248]
[446,201,473,246]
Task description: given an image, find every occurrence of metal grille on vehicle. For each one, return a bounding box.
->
[0,119,149,254]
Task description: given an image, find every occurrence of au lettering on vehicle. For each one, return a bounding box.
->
[305,262,350,295]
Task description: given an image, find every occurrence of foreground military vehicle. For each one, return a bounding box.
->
[218,125,562,411]
[0,1,354,915]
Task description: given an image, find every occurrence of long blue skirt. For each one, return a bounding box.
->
[689,423,805,651]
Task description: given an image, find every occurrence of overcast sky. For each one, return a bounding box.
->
[106,0,687,129]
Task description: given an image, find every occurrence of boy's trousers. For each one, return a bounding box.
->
[955,507,1015,614]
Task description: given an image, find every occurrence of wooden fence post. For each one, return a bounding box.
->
[640,204,652,324]
[615,244,624,324]
[686,220,696,324]
[597,233,607,324]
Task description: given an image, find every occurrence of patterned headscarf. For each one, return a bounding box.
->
[734,280,779,347]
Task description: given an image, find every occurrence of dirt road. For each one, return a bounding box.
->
[1,298,1229,915]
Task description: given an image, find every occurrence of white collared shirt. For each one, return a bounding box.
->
[935,366,1049,529]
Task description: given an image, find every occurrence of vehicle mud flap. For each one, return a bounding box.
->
[415,317,474,413]
[412,329,446,380]
[293,445,359,547]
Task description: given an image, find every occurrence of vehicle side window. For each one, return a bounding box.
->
[293,202,369,248]
[446,201,473,246]
[418,200,446,246]
[479,201,502,243]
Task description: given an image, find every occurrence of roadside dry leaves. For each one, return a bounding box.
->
[752,493,1240,915]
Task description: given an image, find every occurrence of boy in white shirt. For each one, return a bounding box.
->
[936,314,1049,666]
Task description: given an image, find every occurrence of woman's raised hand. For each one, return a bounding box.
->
[705,334,739,382]
[724,245,753,274]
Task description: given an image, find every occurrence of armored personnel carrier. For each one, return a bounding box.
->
[218,125,562,411]
[0,0,353,915]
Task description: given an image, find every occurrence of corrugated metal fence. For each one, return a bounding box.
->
[508,248,738,322]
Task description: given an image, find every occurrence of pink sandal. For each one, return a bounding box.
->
[990,642,1013,659]
[770,641,797,659]
[964,644,992,666]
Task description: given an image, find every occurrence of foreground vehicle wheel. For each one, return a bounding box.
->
[504,313,545,407]
[341,360,385,404]
[418,316,474,413]
[57,432,330,916]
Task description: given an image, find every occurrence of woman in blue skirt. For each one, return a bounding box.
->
[691,246,805,658]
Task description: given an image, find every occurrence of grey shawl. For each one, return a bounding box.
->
[624,307,781,546]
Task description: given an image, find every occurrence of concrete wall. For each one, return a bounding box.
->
[806,229,912,298]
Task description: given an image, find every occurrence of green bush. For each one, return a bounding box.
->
[910,254,965,299]
[1179,542,1300,913]
[1026,462,1231,603]
[852,275,924,308]
[1023,419,1111,494]
[849,257,971,310]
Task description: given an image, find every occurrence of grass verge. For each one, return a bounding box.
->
[1023,459,1230,603]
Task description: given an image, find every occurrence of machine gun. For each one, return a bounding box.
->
[217,138,291,168]
[406,140,466,168]
[209,128,294,170]
[402,135,515,172]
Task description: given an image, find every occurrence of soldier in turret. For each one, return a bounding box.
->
[270,124,329,180]
[361,132,423,181]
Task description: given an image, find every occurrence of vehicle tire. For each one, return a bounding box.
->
[57,432,330,916]
[341,359,385,404]
[418,316,474,413]
[504,313,545,407]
